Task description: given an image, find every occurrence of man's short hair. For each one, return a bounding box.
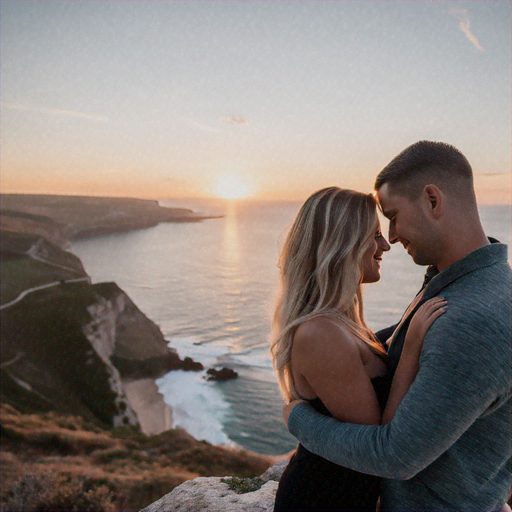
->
[374,141,474,199]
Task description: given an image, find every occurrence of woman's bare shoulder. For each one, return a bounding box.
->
[294,316,358,353]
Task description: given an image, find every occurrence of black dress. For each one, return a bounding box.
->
[274,375,389,511]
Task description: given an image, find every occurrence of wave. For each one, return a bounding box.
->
[155,370,235,446]
[156,336,276,446]
[169,335,274,372]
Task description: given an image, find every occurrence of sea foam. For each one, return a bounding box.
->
[156,369,234,446]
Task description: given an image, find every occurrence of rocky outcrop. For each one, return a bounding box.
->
[205,367,239,381]
[140,460,288,512]
[181,357,205,371]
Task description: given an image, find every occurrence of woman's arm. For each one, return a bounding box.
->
[381,297,447,425]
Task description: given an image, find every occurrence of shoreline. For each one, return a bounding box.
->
[122,377,294,463]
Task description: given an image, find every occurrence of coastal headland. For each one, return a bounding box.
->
[1,193,222,246]
[0,193,275,512]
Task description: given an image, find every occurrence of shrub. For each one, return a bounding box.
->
[1,471,116,512]
[221,476,265,494]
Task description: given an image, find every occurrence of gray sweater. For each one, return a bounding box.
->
[288,243,512,511]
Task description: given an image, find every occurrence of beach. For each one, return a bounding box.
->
[123,378,173,435]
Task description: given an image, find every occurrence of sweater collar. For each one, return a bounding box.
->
[422,239,507,300]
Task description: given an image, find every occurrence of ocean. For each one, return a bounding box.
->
[71,199,511,456]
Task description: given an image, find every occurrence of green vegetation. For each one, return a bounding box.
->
[1,283,119,424]
[1,256,74,304]
[1,230,87,304]
[221,476,266,494]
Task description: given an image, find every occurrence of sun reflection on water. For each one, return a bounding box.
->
[221,201,244,342]
[222,201,240,269]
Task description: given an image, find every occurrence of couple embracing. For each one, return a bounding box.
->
[270,141,511,511]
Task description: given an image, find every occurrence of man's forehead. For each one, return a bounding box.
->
[375,184,392,206]
[376,184,401,216]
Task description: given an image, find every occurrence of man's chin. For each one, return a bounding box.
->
[410,253,432,266]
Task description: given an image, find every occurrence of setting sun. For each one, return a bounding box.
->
[213,174,254,200]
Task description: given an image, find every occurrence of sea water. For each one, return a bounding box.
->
[72,199,511,455]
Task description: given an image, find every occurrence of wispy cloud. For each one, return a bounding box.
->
[479,172,508,177]
[1,103,109,121]
[220,116,250,126]
[449,8,484,51]
[180,115,250,133]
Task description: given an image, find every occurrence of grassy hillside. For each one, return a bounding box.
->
[1,230,88,303]
[1,282,121,424]
[0,404,273,512]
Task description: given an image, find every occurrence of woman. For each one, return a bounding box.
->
[270,187,446,511]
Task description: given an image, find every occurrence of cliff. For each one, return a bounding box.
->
[1,237,202,428]
[0,211,207,428]
[1,193,221,244]
[0,194,278,512]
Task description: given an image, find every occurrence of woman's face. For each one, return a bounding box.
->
[361,225,390,284]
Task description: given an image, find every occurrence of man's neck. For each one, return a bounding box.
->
[436,232,491,272]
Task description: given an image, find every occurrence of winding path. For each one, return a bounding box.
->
[0,277,91,311]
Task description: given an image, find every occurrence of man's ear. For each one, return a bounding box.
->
[423,184,443,219]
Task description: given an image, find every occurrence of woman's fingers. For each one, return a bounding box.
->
[424,306,447,325]
[419,298,447,314]
[413,298,447,329]
[418,299,447,328]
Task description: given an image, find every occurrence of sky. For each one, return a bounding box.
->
[1,0,511,203]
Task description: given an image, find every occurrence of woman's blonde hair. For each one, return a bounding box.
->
[270,187,387,402]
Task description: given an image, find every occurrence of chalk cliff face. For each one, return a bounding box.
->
[81,285,159,428]
[82,281,190,427]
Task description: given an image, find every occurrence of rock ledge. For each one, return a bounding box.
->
[140,460,288,512]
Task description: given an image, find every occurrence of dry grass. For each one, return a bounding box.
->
[0,403,273,512]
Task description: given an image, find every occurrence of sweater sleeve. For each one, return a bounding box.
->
[288,307,509,480]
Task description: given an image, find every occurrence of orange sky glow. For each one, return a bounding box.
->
[1,2,510,204]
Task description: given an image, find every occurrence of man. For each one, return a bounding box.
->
[284,141,512,511]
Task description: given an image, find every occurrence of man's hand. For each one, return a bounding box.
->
[283,399,306,427]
